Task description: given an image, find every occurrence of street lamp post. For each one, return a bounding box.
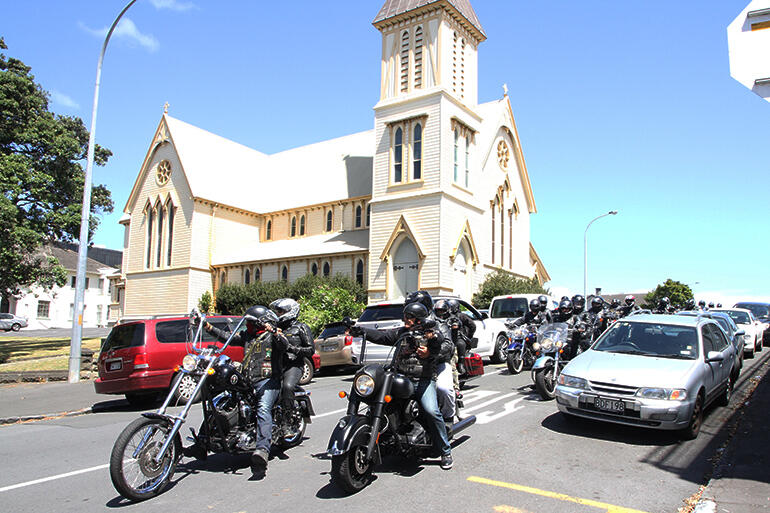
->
[583,210,618,299]
[69,0,138,383]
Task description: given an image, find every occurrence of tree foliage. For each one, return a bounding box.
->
[643,279,693,309]
[0,38,113,297]
[214,274,367,322]
[298,284,365,336]
[471,270,547,309]
[197,291,212,313]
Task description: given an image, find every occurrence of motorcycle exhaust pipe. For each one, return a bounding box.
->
[448,414,476,438]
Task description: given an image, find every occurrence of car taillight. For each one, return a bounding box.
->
[344,335,353,346]
[133,353,149,369]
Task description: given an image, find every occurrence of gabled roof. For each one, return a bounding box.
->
[38,245,117,274]
[373,0,486,40]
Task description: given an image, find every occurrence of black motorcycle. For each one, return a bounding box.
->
[109,309,314,502]
[327,327,476,493]
[504,321,537,374]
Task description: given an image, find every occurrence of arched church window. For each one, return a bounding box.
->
[400,30,410,92]
[394,127,403,183]
[414,26,423,89]
[366,204,371,227]
[453,130,459,182]
[300,215,306,236]
[266,220,272,240]
[255,268,261,282]
[323,261,331,277]
[281,265,288,282]
[244,268,250,285]
[166,202,175,266]
[311,263,318,276]
[290,216,297,237]
[156,202,164,267]
[413,123,422,180]
[355,206,362,228]
[146,207,154,269]
[356,259,365,285]
[326,210,333,232]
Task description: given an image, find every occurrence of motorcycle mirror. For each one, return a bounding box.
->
[343,316,353,327]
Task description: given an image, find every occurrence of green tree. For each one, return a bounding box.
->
[198,291,212,313]
[643,279,693,309]
[298,283,365,336]
[0,38,113,298]
[471,270,547,309]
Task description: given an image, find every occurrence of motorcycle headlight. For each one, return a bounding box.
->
[539,338,554,351]
[555,341,564,348]
[513,328,527,338]
[636,388,687,401]
[558,374,588,389]
[532,342,541,350]
[354,374,376,397]
[182,354,198,372]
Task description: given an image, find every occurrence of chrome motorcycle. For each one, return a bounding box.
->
[504,322,537,375]
[109,309,314,502]
[530,322,570,400]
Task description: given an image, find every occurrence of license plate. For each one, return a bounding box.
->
[321,345,338,352]
[594,397,625,414]
[107,360,122,371]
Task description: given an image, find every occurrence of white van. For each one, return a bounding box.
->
[488,294,557,321]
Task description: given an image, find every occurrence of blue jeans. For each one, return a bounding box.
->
[414,378,451,457]
[253,377,280,453]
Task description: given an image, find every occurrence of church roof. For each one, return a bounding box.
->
[155,116,373,215]
[373,0,485,39]
[211,229,370,266]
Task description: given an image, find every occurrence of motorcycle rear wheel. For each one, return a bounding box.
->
[506,352,524,374]
[331,444,372,494]
[534,366,556,400]
[110,417,181,502]
[274,414,307,449]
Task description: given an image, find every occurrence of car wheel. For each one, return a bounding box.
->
[11,323,20,332]
[491,334,508,364]
[745,347,755,359]
[756,337,762,352]
[679,393,703,440]
[717,375,734,407]
[299,357,314,385]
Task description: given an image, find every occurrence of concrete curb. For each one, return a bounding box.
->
[0,406,93,425]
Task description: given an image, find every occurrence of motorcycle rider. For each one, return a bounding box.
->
[537,295,553,323]
[653,297,671,314]
[571,295,586,316]
[581,296,606,341]
[698,300,707,311]
[617,295,640,318]
[683,298,696,311]
[349,302,454,470]
[552,299,580,358]
[201,305,287,471]
[708,302,715,309]
[511,299,550,328]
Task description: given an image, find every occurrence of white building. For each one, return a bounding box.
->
[728,0,770,101]
[6,245,119,329]
[116,0,550,320]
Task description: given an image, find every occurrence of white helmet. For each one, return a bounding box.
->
[269,298,300,324]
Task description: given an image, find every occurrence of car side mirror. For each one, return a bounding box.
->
[481,312,489,320]
[706,351,724,363]
[735,329,745,337]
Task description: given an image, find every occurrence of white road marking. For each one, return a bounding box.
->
[475,398,525,424]
[0,464,108,493]
[313,407,347,419]
[462,392,518,413]
[460,390,500,404]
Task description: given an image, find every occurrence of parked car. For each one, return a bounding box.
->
[488,294,557,321]
[733,301,770,322]
[0,313,28,332]
[314,321,359,370]
[353,296,510,363]
[95,315,320,405]
[555,314,737,439]
[711,308,763,357]
[678,310,744,373]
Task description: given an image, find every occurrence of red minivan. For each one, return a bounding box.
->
[95,315,321,405]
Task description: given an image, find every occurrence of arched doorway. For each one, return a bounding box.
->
[454,240,471,300]
[392,238,418,298]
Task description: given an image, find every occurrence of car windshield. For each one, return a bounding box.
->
[319,324,347,338]
[712,317,731,333]
[734,303,769,319]
[722,310,750,324]
[357,304,404,322]
[490,298,529,318]
[593,321,699,359]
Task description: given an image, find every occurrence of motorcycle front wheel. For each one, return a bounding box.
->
[534,366,556,400]
[109,417,181,502]
[506,351,524,374]
[331,443,372,494]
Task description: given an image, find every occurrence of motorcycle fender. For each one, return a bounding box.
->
[531,355,554,371]
[326,414,372,457]
[294,394,315,422]
[507,341,522,351]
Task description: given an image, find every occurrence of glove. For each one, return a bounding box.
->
[349,325,364,337]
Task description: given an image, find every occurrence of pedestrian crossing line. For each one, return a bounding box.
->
[461,393,518,413]
[467,476,651,513]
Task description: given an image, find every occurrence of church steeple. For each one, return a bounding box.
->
[373,0,485,105]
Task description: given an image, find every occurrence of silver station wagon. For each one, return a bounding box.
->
[555,314,737,439]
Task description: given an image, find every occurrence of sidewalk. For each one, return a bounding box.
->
[698,359,770,512]
[0,379,111,423]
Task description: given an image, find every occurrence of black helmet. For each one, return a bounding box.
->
[403,302,430,325]
[529,299,540,313]
[717,303,722,308]
[658,297,670,309]
[611,298,621,308]
[269,298,300,324]
[447,299,460,314]
[405,290,433,311]
[558,299,573,315]
[433,299,450,319]
[561,296,569,302]
[571,294,585,309]
[698,300,706,307]
[708,302,714,308]
[244,305,278,327]
[624,295,635,306]
[537,295,549,312]
[685,298,695,310]
[590,296,604,311]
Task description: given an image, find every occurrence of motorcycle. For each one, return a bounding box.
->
[108,309,315,502]
[504,322,537,375]
[327,326,476,493]
[530,322,570,400]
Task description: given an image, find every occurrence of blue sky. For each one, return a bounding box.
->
[3,1,769,304]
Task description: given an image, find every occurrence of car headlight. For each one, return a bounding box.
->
[636,388,687,401]
[558,374,588,389]
[354,374,376,396]
[182,354,198,372]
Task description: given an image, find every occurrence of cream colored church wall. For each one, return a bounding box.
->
[124,268,190,317]
[188,268,214,312]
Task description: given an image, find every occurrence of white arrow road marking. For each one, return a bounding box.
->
[460,390,500,404]
[474,397,525,424]
[461,392,518,413]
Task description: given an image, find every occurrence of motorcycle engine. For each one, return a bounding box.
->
[403,399,421,424]
[212,390,239,430]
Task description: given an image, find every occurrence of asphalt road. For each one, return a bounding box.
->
[1,352,767,513]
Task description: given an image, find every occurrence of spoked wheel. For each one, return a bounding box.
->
[331,443,372,494]
[299,358,314,385]
[171,373,200,405]
[679,393,703,440]
[110,417,181,502]
[274,411,307,449]
[506,352,524,374]
[534,366,556,400]
[718,375,734,407]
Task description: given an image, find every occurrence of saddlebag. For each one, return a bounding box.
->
[463,353,484,377]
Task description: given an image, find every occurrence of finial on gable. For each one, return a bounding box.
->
[163,102,169,114]
[502,83,508,97]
